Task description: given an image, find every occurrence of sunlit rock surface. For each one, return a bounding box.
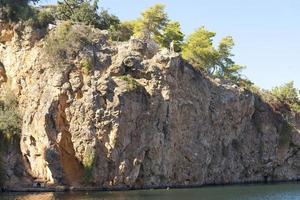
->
[1,23,300,189]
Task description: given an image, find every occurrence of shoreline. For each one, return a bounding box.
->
[2,180,300,193]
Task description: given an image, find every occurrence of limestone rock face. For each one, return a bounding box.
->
[0,22,14,43]
[1,24,300,189]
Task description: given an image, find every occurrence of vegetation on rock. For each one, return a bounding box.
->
[182,27,244,82]
[270,81,300,113]
[2,0,299,115]
[56,0,119,30]
[118,75,140,91]
[44,21,98,68]
[28,1,300,114]
[29,8,56,28]
[155,21,184,52]
[0,0,39,21]
[0,156,3,187]
[82,147,95,183]
[279,120,293,147]
[109,21,135,42]
[0,86,22,187]
[132,4,168,41]
[80,57,93,74]
[0,87,21,141]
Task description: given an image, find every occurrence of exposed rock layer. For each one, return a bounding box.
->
[1,23,300,189]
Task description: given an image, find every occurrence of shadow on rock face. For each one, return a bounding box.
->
[0,61,7,85]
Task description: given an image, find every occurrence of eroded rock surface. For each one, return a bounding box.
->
[1,23,300,189]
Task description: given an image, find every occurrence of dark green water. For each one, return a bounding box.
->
[1,183,300,200]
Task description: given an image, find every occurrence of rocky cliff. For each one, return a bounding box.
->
[1,22,300,190]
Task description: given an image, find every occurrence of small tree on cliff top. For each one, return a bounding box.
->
[270,81,300,113]
[133,4,168,41]
[131,4,184,51]
[56,0,119,29]
[155,21,184,52]
[182,27,218,71]
[182,27,244,82]
[0,0,40,21]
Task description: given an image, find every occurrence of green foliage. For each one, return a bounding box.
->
[131,4,184,51]
[0,0,39,22]
[0,0,55,28]
[27,9,55,29]
[133,4,169,41]
[155,21,184,52]
[44,21,75,66]
[279,120,292,147]
[80,57,93,74]
[109,21,135,42]
[182,27,244,82]
[0,155,4,187]
[291,103,300,114]
[44,21,97,67]
[118,75,139,91]
[0,87,21,142]
[182,27,218,71]
[216,36,244,81]
[270,81,300,113]
[56,0,98,24]
[271,81,299,104]
[0,86,21,188]
[82,147,95,183]
[97,9,120,30]
[56,0,119,30]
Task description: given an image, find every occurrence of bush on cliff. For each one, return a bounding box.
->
[0,153,4,187]
[0,86,21,188]
[0,0,56,30]
[28,8,56,29]
[270,81,300,113]
[0,0,39,22]
[82,147,95,184]
[56,0,119,30]
[109,21,135,42]
[0,87,21,141]
[44,21,100,69]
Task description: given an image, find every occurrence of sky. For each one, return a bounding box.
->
[39,0,300,89]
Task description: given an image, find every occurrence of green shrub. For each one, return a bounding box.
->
[44,21,73,65]
[291,103,300,114]
[0,155,4,187]
[44,21,99,68]
[82,147,95,184]
[56,0,120,30]
[118,75,139,91]
[80,57,93,74]
[30,9,55,29]
[109,21,134,42]
[0,86,21,187]
[0,88,21,141]
[271,82,299,104]
[279,120,293,147]
[270,81,300,114]
[0,0,39,22]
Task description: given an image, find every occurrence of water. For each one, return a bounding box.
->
[1,183,300,200]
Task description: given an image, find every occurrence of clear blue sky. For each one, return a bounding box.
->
[39,0,300,89]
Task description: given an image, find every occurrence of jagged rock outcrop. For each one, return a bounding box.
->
[1,23,300,189]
